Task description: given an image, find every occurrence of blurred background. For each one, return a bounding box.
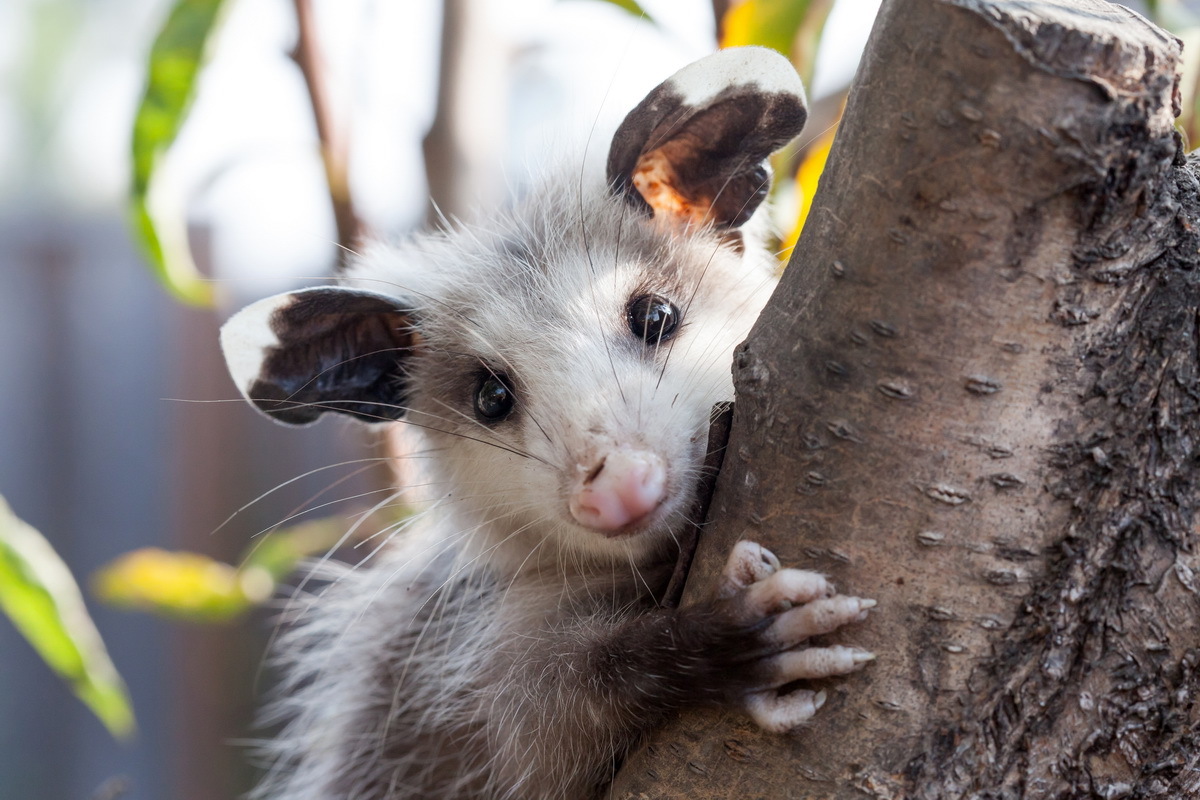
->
[16,0,1164,796]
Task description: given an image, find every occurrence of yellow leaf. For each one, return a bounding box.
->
[93,548,256,622]
[721,0,834,85]
[780,120,838,263]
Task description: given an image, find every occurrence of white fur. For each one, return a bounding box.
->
[220,292,294,398]
[341,155,779,568]
[668,45,806,109]
[237,50,809,800]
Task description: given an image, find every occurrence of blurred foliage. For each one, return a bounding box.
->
[781,118,837,258]
[95,548,261,622]
[22,1,84,174]
[95,511,405,622]
[721,0,833,86]
[1146,0,1200,149]
[588,0,656,23]
[0,495,135,740]
[130,0,229,307]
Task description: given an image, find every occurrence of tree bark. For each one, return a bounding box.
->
[610,0,1200,797]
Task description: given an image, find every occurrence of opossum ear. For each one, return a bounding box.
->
[607,46,807,230]
[220,287,418,426]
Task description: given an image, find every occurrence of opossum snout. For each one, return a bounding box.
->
[569,449,667,535]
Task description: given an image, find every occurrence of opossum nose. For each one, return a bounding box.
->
[569,449,667,534]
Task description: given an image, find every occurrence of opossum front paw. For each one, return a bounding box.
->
[718,541,875,733]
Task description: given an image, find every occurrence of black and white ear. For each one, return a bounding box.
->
[220,287,419,426]
[607,46,807,230]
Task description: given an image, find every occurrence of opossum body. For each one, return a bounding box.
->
[222,48,874,800]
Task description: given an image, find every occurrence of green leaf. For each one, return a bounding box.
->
[0,495,135,739]
[578,0,656,24]
[238,517,350,583]
[129,0,230,307]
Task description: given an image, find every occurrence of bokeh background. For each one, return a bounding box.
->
[0,1,963,797]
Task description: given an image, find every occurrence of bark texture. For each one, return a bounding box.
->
[610,0,1200,797]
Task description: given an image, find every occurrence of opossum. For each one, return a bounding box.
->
[220,47,874,800]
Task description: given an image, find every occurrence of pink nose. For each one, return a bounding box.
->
[569,449,667,534]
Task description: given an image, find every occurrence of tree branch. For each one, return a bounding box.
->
[291,0,363,262]
[421,0,507,226]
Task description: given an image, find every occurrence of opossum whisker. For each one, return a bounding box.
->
[624,542,657,599]
[611,197,658,435]
[413,509,545,610]
[668,273,777,414]
[256,487,412,688]
[476,360,559,454]
[419,325,557,450]
[500,528,555,606]
[246,397,551,465]
[286,488,412,611]
[576,89,629,413]
[249,485,404,541]
[382,513,549,699]
[292,508,459,685]
[387,533,487,697]
[248,458,391,540]
[210,456,398,536]
[331,239,366,265]
[343,274,484,332]
[424,392,541,463]
[653,151,760,395]
[659,251,777,417]
[427,195,455,233]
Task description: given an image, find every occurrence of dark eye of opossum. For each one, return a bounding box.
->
[474,374,515,422]
[627,294,680,344]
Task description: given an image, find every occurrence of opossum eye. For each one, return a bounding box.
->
[627,294,680,344]
[474,374,515,422]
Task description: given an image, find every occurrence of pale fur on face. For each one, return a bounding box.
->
[342,154,779,574]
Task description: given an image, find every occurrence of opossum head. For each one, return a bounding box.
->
[221,47,807,567]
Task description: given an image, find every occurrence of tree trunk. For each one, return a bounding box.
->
[422,0,508,226]
[610,0,1200,797]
